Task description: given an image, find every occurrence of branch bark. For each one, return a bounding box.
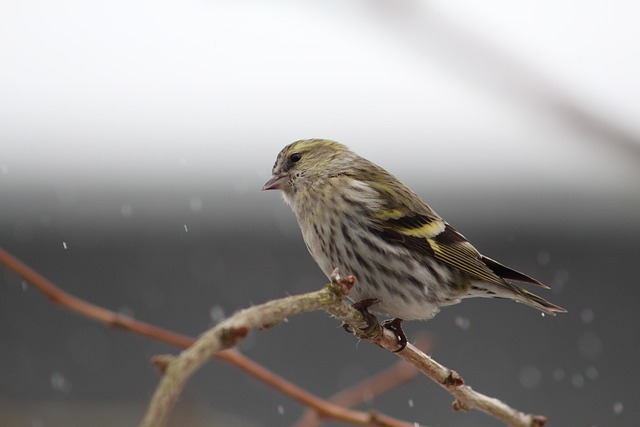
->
[294,333,429,427]
[138,267,546,427]
[0,248,412,426]
[1,246,548,427]
[139,275,356,427]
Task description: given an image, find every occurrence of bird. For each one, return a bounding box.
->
[263,139,566,350]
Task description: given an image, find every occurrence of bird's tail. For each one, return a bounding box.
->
[469,255,567,315]
[466,282,566,315]
[509,287,567,316]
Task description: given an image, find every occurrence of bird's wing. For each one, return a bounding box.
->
[365,180,511,287]
[372,212,508,287]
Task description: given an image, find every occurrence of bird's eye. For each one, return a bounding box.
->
[290,152,302,163]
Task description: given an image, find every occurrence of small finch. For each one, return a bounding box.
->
[263,139,566,349]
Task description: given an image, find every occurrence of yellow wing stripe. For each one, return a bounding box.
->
[374,209,405,220]
[396,219,446,238]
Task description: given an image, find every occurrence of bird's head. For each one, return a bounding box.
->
[263,139,353,198]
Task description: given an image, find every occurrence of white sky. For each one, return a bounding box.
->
[1,0,639,195]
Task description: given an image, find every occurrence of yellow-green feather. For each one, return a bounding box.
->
[428,239,506,287]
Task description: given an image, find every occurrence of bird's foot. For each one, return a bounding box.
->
[342,298,380,336]
[381,317,407,352]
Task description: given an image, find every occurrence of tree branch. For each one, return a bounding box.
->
[0,247,413,427]
[323,283,547,427]
[139,276,354,427]
[0,246,548,427]
[294,333,430,427]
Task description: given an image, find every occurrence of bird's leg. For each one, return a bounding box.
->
[343,301,407,352]
[342,298,380,335]
[381,317,407,352]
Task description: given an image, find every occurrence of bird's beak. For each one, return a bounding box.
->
[262,173,288,191]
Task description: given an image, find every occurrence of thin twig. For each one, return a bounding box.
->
[1,246,548,427]
[376,5,640,162]
[294,333,431,427]
[0,247,413,427]
[140,273,419,427]
[138,278,352,427]
[329,308,547,427]
[137,265,545,427]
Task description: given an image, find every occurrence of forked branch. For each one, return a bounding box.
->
[0,247,547,427]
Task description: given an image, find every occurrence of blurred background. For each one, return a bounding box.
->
[1,0,639,426]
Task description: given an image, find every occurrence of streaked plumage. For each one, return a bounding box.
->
[264,139,566,322]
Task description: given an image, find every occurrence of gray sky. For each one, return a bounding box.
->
[2,0,639,195]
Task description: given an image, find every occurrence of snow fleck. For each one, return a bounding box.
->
[120,204,133,217]
[210,305,226,324]
[408,398,414,408]
[277,405,285,415]
[189,197,204,213]
[454,316,470,330]
[571,373,585,388]
[578,331,602,360]
[519,366,542,390]
[552,368,565,382]
[62,242,68,250]
[613,401,624,415]
[551,269,570,292]
[585,366,598,380]
[184,224,189,232]
[536,251,551,266]
[21,281,28,291]
[580,308,594,324]
[51,371,72,393]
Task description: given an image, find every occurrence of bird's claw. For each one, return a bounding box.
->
[342,298,380,336]
[344,301,408,352]
[341,322,353,334]
[381,317,407,352]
